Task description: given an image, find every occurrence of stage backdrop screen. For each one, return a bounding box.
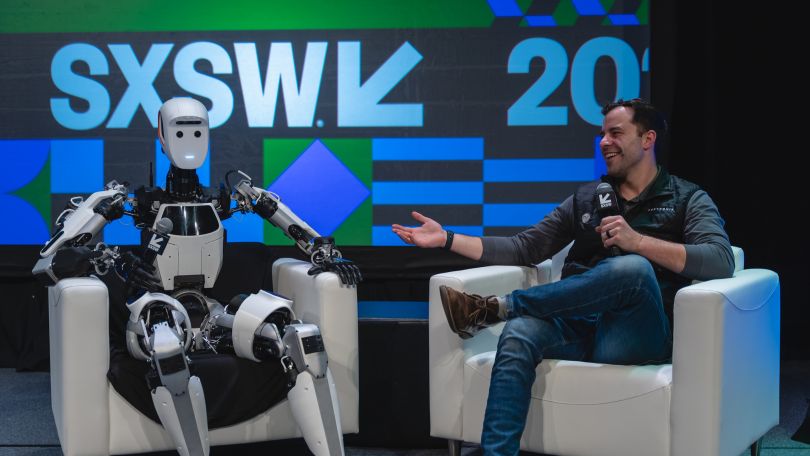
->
[0,0,650,247]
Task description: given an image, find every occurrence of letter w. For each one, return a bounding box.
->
[235,42,327,127]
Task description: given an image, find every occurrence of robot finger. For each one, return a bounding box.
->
[341,264,354,286]
[338,264,354,286]
[333,264,346,284]
[349,265,361,286]
[351,264,363,285]
[338,264,352,285]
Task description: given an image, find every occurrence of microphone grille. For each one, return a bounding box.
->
[596,182,613,193]
[155,217,174,235]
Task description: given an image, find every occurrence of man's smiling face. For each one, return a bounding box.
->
[599,106,648,180]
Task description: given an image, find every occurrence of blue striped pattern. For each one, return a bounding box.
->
[372,182,483,204]
[572,0,606,15]
[222,211,264,242]
[372,138,483,161]
[609,14,640,25]
[486,0,523,17]
[358,301,428,319]
[484,203,557,226]
[51,139,104,193]
[104,217,139,245]
[593,136,607,178]
[484,159,594,182]
[525,16,557,26]
[373,225,483,246]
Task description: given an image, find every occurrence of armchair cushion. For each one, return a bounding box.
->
[462,356,672,456]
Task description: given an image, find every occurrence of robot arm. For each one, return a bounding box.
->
[40,180,128,257]
[226,171,363,285]
[230,171,361,285]
[230,171,319,255]
[33,181,130,286]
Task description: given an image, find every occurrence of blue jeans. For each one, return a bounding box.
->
[481,255,673,456]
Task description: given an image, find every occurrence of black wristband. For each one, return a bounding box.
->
[443,230,455,250]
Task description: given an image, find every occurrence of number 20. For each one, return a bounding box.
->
[507,37,641,126]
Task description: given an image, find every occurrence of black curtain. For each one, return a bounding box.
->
[652,1,808,359]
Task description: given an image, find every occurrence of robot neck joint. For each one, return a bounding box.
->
[166,166,201,202]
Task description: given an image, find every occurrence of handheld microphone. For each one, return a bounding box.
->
[143,217,173,265]
[595,183,622,257]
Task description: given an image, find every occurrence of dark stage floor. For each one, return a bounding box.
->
[1,362,808,456]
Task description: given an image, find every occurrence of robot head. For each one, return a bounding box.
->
[157,98,209,170]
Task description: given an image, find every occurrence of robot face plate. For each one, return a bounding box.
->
[158,98,209,170]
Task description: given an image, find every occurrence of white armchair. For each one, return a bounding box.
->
[48,258,359,456]
[429,246,780,456]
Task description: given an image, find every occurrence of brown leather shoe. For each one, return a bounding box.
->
[439,285,502,339]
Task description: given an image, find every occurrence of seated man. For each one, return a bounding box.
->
[392,99,734,456]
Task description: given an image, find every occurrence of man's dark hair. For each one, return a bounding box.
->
[602,98,667,138]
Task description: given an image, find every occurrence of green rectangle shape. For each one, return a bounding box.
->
[331,197,372,245]
[11,154,51,225]
[1,0,494,33]
[263,138,314,187]
[262,137,371,246]
[263,138,310,246]
[321,138,372,187]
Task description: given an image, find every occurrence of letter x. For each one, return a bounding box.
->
[106,44,174,128]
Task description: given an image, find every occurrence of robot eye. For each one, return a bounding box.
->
[194,130,201,138]
[176,131,183,138]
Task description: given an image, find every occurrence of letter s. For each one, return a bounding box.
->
[50,43,110,130]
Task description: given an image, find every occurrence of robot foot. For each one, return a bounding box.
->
[288,368,345,456]
[152,377,210,456]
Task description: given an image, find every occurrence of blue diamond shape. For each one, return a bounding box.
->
[268,140,369,235]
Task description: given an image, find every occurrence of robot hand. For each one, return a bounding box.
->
[117,251,162,294]
[93,194,126,221]
[307,237,362,286]
[51,246,103,278]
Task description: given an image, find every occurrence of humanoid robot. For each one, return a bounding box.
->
[33,98,360,456]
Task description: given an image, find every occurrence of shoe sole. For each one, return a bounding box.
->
[439,285,472,340]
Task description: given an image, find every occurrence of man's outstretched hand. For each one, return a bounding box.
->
[391,211,447,248]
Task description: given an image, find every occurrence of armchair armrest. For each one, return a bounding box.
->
[428,265,538,439]
[671,269,780,456]
[271,258,359,433]
[49,276,112,455]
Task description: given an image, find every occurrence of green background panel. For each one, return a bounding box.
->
[0,0,494,33]
[322,138,372,245]
[12,156,51,226]
[263,138,316,186]
[321,138,372,187]
[553,0,579,26]
[262,138,371,246]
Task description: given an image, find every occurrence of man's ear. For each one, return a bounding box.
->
[643,129,657,149]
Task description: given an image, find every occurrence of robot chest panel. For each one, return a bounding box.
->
[153,203,224,290]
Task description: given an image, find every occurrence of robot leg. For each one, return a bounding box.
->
[149,321,210,456]
[199,291,344,455]
[126,292,209,456]
[283,323,345,456]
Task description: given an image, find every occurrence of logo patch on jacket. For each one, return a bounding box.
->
[647,207,675,213]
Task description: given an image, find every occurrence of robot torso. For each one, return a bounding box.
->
[152,202,224,291]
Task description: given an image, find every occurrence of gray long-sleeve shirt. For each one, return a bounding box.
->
[480,190,734,281]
